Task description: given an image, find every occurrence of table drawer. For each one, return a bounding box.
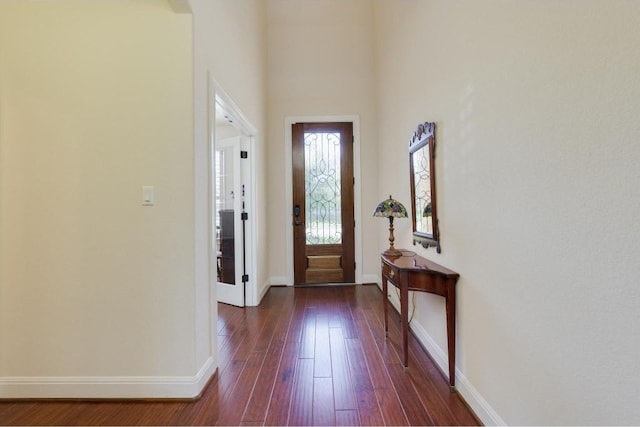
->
[381,260,400,282]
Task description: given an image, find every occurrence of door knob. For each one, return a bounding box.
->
[293,204,303,226]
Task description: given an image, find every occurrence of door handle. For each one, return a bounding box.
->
[293,204,303,226]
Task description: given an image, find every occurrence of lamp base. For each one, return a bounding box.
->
[382,247,402,258]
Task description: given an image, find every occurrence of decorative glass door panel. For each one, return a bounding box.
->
[292,123,355,284]
[304,132,342,245]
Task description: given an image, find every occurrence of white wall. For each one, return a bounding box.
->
[0,1,199,397]
[374,1,640,424]
[266,0,379,284]
[188,0,267,374]
[0,0,268,399]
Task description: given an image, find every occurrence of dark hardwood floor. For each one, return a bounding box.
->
[0,284,481,426]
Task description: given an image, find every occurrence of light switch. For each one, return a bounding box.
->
[142,186,155,206]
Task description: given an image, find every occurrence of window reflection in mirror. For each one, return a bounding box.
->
[409,122,440,252]
[412,144,433,235]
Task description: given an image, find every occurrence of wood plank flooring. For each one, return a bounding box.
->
[0,284,481,426]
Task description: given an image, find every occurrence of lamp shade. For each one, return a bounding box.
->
[422,202,432,217]
[373,195,408,218]
[373,195,407,258]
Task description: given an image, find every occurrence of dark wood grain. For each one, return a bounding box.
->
[351,307,409,425]
[216,352,264,426]
[314,313,332,378]
[329,328,356,411]
[313,377,335,426]
[345,338,385,426]
[263,338,299,426]
[292,122,355,284]
[0,285,481,426]
[288,358,314,426]
[241,292,294,423]
[381,252,459,387]
[299,307,317,359]
[335,409,360,426]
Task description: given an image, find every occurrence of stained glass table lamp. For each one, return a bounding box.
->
[373,195,408,258]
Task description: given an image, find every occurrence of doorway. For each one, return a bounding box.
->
[211,80,256,307]
[292,122,356,285]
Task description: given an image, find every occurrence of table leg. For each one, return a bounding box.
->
[401,283,409,369]
[446,284,456,389]
[382,276,388,337]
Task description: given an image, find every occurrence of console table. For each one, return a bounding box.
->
[381,251,459,389]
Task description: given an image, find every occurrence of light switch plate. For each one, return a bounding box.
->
[142,186,154,206]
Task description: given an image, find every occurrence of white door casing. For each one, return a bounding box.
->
[209,76,257,306]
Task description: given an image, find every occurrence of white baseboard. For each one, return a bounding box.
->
[0,357,215,399]
[269,276,290,286]
[361,273,379,284]
[408,321,505,426]
[257,279,271,304]
[375,271,504,426]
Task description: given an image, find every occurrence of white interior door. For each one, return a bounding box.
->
[211,79,257,307]
[215,136,244,306]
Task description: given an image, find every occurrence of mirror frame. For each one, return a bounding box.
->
[409,121,441,253]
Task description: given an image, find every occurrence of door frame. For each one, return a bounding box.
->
[209,75,258,305]
[284,115,363,285]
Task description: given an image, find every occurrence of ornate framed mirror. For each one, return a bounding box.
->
[409,122,441,252]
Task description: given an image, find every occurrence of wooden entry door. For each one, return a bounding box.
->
[292,122,355,284]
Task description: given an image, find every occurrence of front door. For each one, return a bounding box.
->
[292,122,355,284]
